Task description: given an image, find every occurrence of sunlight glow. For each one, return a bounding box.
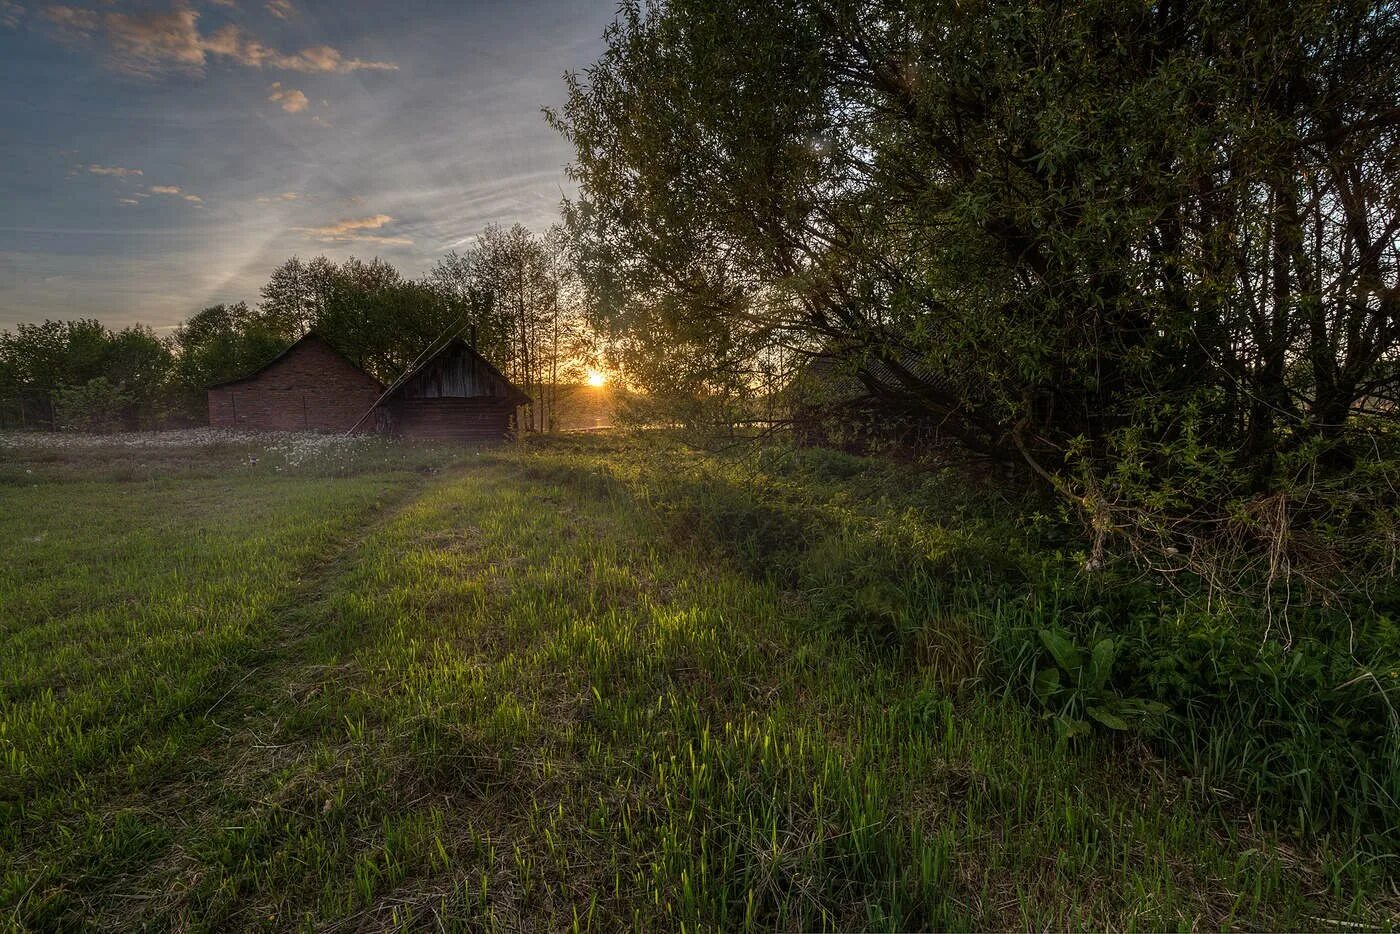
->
[585,368,608,388]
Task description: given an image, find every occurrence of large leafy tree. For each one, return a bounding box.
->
[172,302,289,392]
[554,0,1400,579]
[257,255,460,383]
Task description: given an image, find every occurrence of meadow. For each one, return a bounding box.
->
[0,431,1395,930]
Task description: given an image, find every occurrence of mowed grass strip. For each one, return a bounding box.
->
[0,436,1388,930]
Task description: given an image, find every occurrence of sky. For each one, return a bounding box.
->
[0,0,614,332]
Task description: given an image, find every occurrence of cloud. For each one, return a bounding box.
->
[296,214,412,246]
[305,214,391,234]
[256,191,299,203]
[104,7,205,73]
[310,114,331,128]
[40,4,397,76]
[2,0,26,29]
[266,81,307,113]
[41,4,97,33]
[87,164,142,177]
[117,198,140,205]
[203,24,396,73]
[265,0,293,19]
[147,185,204,204]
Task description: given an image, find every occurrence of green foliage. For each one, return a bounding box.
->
[554,0,1400,595]
[1031,629,1167,741]
[0,320,177,430]
[52,377,135,432]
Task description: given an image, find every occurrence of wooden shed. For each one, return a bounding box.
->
[378,338,530,442]
[207,333,384,432]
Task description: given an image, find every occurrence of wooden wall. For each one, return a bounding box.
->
[386,397,515,442]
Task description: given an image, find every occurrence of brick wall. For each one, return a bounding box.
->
[207,337,383,432]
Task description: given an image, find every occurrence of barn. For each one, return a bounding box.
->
[207,333,384,432]
[377,337,531,442]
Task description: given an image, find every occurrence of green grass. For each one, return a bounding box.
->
[0,432,1394,929]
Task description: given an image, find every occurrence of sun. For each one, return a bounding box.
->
[585,368,608,388]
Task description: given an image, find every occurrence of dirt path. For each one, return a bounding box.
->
[64,468,457,927]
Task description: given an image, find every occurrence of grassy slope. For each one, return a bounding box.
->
[0,434,1390,929]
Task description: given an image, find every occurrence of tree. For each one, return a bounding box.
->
[103,326,175,428]
[258,255,332,337]
[0,319,173,429]
[427,225,592,432]
[172,302,288,394]
[53,377,134,433]
[0,319,113,391]
[552,0,1400,585]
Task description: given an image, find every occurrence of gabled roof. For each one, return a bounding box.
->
[207,332,383,390]
[383,337,531,406]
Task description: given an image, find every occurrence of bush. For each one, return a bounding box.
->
[53,378,134,433]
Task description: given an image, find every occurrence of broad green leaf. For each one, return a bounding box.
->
[1039,628,1083,677]
[1088,638,1116,693]
[1088,705,1130,731]
[1032,667,1061,704]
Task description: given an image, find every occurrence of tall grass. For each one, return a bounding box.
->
[509,434,1400,860]
[0,431,1393,928]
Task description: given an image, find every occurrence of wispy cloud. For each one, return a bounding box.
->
[2,0,26,29]
[147,184,204,204]
[266,81,307,113]
[39,4,397,76]
[296,214,412,246]
[256,191,300,203]
[265,0,294,20]
[41,4,96,33]
[87,164,142,177]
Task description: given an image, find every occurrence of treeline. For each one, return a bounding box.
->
[0,224,594,432]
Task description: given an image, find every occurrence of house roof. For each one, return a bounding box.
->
[382,337,531,406]
[207,332,383,390]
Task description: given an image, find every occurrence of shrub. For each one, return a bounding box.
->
[53,378,134,433]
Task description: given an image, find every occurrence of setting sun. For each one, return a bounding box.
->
[585,368,608,388]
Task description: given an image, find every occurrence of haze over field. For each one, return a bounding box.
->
[0,0,612,330]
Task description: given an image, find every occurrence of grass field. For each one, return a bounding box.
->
[0,431,1394,930]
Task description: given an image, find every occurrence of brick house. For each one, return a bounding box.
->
[207,333,385,432]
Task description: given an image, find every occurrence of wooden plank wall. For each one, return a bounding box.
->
[388,398,515,442]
